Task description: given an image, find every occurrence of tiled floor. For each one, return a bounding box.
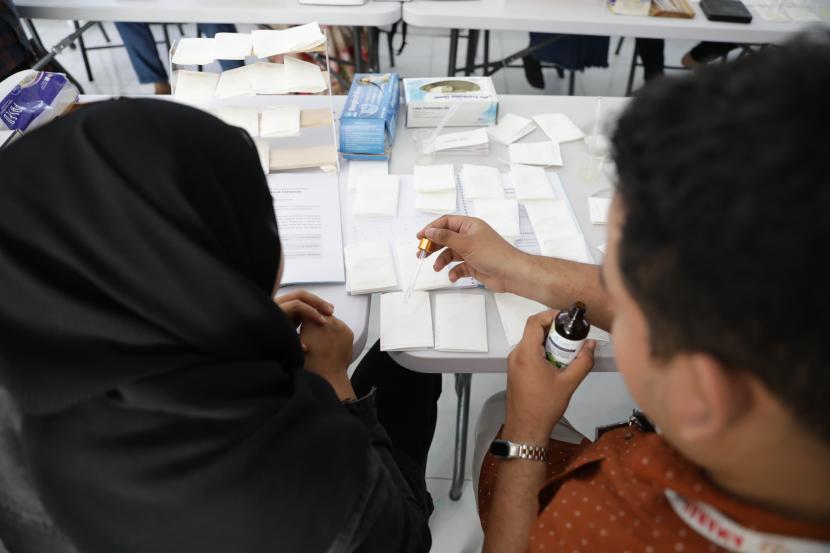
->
[23,18,688,552]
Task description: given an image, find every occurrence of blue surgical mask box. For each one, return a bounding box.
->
[402,77,498,128]
[339,73,400,161]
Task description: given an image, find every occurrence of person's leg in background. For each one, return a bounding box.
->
[114,22,170,94]
[635,38,665,82]
[682,42,739,68]
[196,23,244,71]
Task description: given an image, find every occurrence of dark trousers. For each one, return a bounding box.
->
[635,38,665,81]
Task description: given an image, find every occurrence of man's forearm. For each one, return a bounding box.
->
[506,252,613,331]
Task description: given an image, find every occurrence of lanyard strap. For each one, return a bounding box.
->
[665,489,830,553]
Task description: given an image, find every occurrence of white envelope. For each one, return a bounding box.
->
[395,239,453,291]
[487,113,535,145]
[354,175,400,217]
[415,190,457,214]
[473,198,520,240]
[347,160,388,191]
[434,293,488,352]
[215,64,257,98]
[413,164,456,192]
[510,164,556,201]
[261,105,301,137]
[509,141,563,167]
[380,291,434,351]
[494,292,547,346]
[343,242,398,294]
[533,113,585,143]
[284,56,327,93]
[212,106,259,137]
[461,164,504,199]
[212,32,253,60]
[173,70,219,101]
[253,62,289,94]
[172,38,217,65]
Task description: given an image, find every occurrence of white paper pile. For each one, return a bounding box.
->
[343,242,398,294]
[252,23,326,58]
[461,164,504,199]
[395,240,453,291]
[347,160,389,191]
[473,199,520,241]
[261,105,301,137]
[213,33,253,60]
[174,70,219,101]
[533,113,585,144]
[434,294,489,352]
[494,292,547,346]
[523,200,592,263]
[510,164,556,201]
[588,194,612,225]
[172,38,216,65]
[508,141,563,167]
[215,64,258,98]
[284,56,327,93]
[487,113,535,145]
[414,164,457,214]
[354,175,400,217]
[380,291,434,351]
[428,128,489,153]
[212,106,259,137]
[253,62,288,94]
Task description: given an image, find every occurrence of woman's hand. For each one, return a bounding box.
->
[504,310,596,445]
[300,315,356,401]
[275,290,333,327]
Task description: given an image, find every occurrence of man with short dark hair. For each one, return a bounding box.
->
[420,29,830,552]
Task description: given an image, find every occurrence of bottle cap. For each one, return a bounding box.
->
[417,238,436,255]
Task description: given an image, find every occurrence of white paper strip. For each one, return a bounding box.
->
[434,294,488,352]
[380,291,434,351]
[354,175,400,217]
[509,141,563,167]
[261,105,301,137]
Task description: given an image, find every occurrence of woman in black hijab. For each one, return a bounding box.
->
[0,98,441,553]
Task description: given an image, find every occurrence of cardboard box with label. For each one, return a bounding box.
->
[403,77,498,128]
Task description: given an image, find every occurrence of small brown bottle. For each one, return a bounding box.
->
[545,302,591,368]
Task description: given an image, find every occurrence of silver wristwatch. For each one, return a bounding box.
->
[489,439,548,461]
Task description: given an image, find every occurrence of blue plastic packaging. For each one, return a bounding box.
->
[339,73,400,161]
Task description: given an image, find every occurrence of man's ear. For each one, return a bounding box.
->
[668,353,752,443]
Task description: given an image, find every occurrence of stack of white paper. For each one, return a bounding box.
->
[510,164,556,201]
[473,199,520,241]
[428,128,489,153]
[252,23,326,58]
[509,141,563,167]
[414,164,457,214]
[434,294,488,352]
[174,70,219,101]
[395,240,453,291]
[253,62,289,94]
[213,33,253,60]
[494,292,547,346]
[533,113,585,144]
[212,106,259,137]
[284,56,327,93]
[588,194,612,224]
[461,164,504,199]
[354,175,400,217]
[380,291,434,351]
[261,105,301,137]
[347,160,389,191]
[343,242,398,294]
[215,64,257,98]
[487,113,535,145]
[172,38,216,65]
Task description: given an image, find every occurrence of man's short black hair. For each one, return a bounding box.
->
[612,29,830,443]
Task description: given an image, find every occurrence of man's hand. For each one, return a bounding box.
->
[418,215,529,292]
[300,315,356,401]
[504,310,596,444]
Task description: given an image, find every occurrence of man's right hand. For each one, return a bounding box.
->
[418,215,528,292]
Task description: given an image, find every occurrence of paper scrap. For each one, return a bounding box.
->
[413,164,456,192]
[429,128,489,153]
[354,175,400,217]
[509,141,563,167]
[212,32,253,60]
[461,164,504,199]
[394,239,453,291]
[253,62,289,94]
[589,195,612,225]
[347,160,389,191]
[212,106,259,138]
[173,70,219,101]
[533,113,585,144]
[261,105,301,137]
[473,199,520,240]
[252,22,326,58]
[380,291,434,351]
[494,293,547,346]
[434,293,489,352]
[215,64,257,98]
[343,242,398,294]
[284,56,327,93]
[172,38,217,65]
[510,164,556,201]
[415,190,457,214]
[487,113,536,145]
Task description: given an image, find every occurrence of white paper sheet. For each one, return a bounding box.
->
[394,239,454,291]
[212,32,253,60]
[538,234,593,263]
[523,199,581,240]
[413,164,456,192]
[473,198,520,240]
[380,291,434,351]
[461,164,504,199]
[510,164,556,201]
[173,70,219,101]
[253,62,289,94]
[212,106,259,137]
[284,56,327,93]
[428,128,489,153]
[509,141,563,167]
[347,160,389,191]
[533,113,585,143]
[487,113,535,145]
[588,195,612,225]
[494,292,548,346]
[252,22,326,58]
[434,293,488,352]
[172,37,217,65]
[215,64,257,98]
[354,175,400,217]
[260,105,301,137]
[415,190,457,214]
[343,242,398,294]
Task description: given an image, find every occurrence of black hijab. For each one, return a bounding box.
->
[0,99,369,553]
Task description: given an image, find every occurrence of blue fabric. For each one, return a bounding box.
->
[529,33,609,72]
[114,22,244,84]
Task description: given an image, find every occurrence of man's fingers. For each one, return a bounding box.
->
[417,215,472,239]
[448,263,473,283]
[519,310,558,351]
[433,248,461,271]
[560,340,597,384]
[422,227,469,255]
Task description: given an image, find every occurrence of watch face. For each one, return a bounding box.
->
[489,440,510,458]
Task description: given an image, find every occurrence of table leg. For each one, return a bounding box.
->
[369,26,380,72]
[447,29,459,76]
[353,26,363,73]
[464,29,479,76]
[449,373,472,501]
[74,20,94,82]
